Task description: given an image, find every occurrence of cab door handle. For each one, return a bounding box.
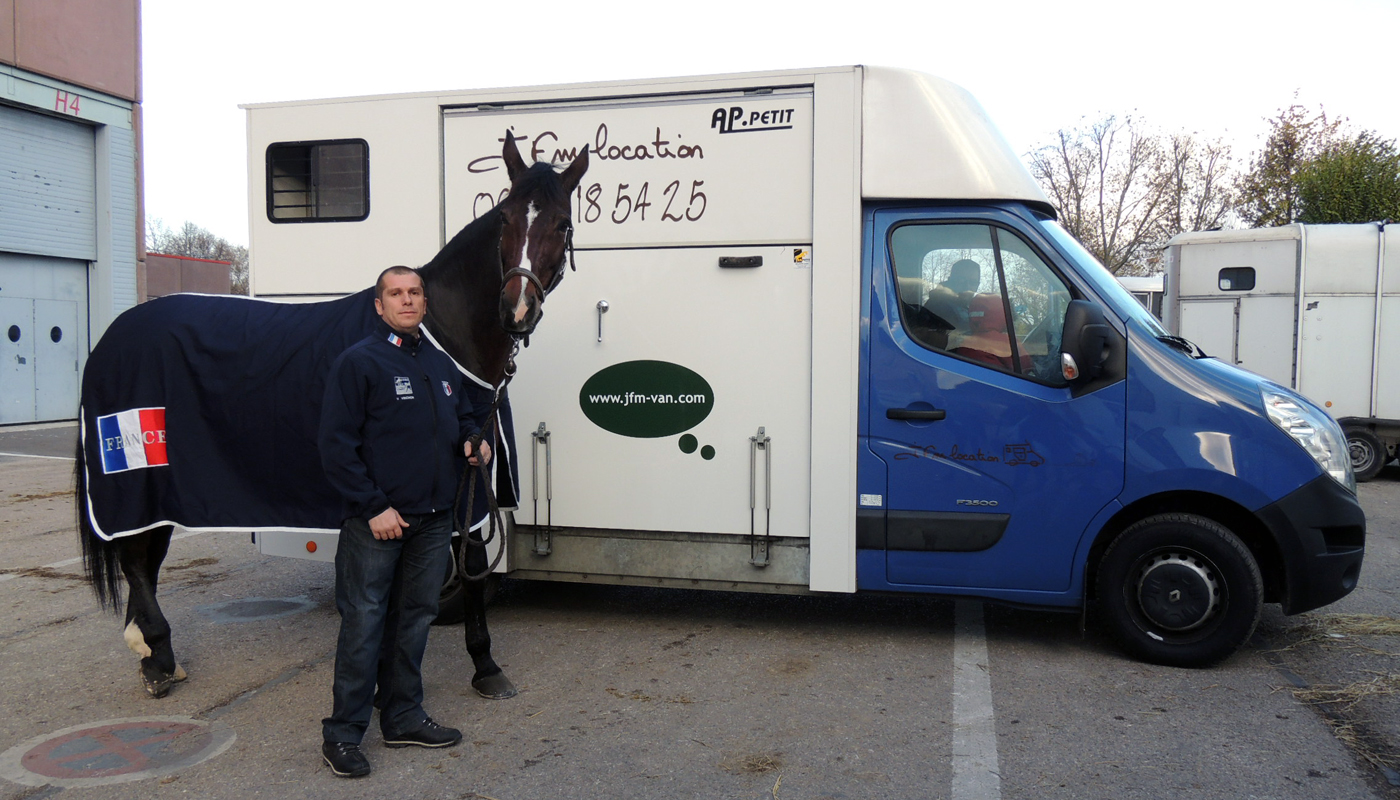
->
[887,407,946,421]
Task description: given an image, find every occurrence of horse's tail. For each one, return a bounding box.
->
[75,420,123,613]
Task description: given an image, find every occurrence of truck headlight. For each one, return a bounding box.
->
[1261,386,1356,493]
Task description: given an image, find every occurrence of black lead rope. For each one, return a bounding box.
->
[453,342,519,583]
[452,236,574,583]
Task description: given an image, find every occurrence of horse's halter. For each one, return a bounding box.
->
[500,224,575,330]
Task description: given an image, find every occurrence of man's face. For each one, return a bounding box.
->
[375,272,426,336]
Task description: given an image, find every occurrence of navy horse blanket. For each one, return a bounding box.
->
[79,289,518,540]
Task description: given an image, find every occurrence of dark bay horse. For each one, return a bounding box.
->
[77,132,588,698]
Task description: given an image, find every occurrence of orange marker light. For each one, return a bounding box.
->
[306,541,318,553]
[1325,401,1333,408]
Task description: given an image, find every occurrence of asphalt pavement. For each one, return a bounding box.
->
[0,422,1397,799]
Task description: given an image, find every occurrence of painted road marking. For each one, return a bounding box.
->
[952,601,1001,800]
[0,716,235,788]
[0,529,211,585]
[0,452,75,461]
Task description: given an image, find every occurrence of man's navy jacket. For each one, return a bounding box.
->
[319,321,485,522]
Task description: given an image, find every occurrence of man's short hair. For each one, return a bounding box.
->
[947,259,981,293]
[375,266,422,300]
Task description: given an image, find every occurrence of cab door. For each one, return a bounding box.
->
[864,209,1126,595]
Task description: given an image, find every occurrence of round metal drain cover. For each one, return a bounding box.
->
[195,595,317,624]
[0,716,234,787]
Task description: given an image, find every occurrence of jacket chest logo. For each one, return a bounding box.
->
[394,376,414,398]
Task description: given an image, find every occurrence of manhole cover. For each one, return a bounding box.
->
[0,716,234,787]
[196,595,317,624]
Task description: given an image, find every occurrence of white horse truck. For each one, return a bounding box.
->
[1163,223,1400,481]
[244,66,1364,667]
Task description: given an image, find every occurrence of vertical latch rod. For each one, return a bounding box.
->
[749,426,772,567]
[531,422,553,555]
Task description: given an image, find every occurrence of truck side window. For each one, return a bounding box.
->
[266,139,370,222]
[889,223,1071,385]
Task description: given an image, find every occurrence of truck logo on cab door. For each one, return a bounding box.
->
[711,106,796,134]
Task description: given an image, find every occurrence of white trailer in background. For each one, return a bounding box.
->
[1116,275,1164,319]
[1163,223,1400,480]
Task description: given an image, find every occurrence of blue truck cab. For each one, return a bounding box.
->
[856,200,1365,666]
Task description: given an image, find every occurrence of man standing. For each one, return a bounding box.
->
[318,266,491,778]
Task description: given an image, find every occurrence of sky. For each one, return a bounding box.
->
[140,0,1400,248]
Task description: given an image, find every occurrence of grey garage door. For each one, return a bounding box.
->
[0,104,97,260]
[0,105,96,423]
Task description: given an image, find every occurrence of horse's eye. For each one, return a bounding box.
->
[557,221,572,233]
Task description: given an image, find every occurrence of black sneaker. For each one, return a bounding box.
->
[382,718,462,749]
[322,741,371,778]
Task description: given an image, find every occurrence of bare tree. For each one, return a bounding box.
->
[1029,116,1170,275]
[1161,133,1235,236]
[1028,117,1238,276]
[146,218,249,294]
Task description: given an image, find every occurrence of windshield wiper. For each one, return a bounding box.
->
[1158,334,1206,358]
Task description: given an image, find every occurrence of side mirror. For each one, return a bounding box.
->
[1060,300,1112,383]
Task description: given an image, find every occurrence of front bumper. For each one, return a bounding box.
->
[1256,474,1366,614]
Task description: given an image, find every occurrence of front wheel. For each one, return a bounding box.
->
[1347,428,1386,483]
[1097,513,1263,668]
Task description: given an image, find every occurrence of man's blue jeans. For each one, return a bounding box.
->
[322,511,452,744]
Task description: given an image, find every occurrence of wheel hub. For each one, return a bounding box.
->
[1136,553,1219,631]
[1350,440,1375,470]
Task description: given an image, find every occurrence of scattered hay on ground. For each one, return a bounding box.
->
[1293,672,1400,712]
[719,752,783,774]
[1272,613,1400,654]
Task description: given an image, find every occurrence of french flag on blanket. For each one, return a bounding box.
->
[80,289,519,541]
[96,408,169,473]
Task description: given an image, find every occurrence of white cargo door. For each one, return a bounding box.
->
[1298,227,1381,419]
[1299,295,1377,420]
[1234,296,1296,385]
[508,245,813,537]
[1376,226,1400,420]
[1179,299,1237,362]
[445,90,816,538]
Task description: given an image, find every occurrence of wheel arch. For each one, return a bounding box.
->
[1083,491,1285,606]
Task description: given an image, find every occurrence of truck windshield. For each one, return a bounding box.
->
[1037,220,1169,339]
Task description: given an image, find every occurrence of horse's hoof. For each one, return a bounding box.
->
[472,674,517,699]
[173,664,188,682]
[139,666,174,698]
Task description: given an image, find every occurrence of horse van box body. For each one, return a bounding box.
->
[1163,223,1400,483]
[244,66,1364,666]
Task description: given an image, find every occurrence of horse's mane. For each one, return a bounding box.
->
[416,161,572,382]
[422,207,503,279]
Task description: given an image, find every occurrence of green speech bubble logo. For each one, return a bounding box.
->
[579,360,714,438]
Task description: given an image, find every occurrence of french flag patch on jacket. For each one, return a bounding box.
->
[97,408,169,474]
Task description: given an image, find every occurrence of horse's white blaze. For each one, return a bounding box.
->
[123,620,152,658]
[512,203,540,323]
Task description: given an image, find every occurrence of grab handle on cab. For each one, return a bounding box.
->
[887,408,947,421]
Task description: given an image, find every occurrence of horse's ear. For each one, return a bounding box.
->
[503,131,528,181]
[560,146,589,193]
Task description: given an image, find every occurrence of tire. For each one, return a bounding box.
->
[1347,428,1386,483]
[432,537,502,626]
[1096,513,1263,668]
